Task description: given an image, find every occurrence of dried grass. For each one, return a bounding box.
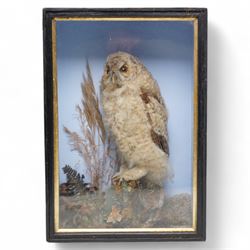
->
[64,62,119,189]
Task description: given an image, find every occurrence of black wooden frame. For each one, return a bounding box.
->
[43,8,207,242]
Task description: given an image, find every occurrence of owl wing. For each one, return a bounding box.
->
[140,89,169,156]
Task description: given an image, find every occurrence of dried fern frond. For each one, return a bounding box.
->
[60,165,97,196]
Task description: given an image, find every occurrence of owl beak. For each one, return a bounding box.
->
[111,72,117,85]
[107,71,112,84]
[111,75,116,84]
[108,71,121,88]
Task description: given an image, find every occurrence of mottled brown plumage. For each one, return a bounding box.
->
[140,89,169,156]
[151,129,169,156]
[100,51,171,186]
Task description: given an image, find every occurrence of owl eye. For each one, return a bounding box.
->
[120,64,128,73]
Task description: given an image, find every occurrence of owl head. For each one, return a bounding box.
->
[101,51,142,90]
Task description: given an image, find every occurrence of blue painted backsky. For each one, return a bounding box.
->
[56,20,194,196]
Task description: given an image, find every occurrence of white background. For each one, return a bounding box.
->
[0,1,249,250]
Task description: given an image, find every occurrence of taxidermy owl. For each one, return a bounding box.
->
[101,51,171,187]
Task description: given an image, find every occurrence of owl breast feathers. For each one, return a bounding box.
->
[101,51,171,187]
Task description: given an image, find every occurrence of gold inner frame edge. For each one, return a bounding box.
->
[51,16,199,233]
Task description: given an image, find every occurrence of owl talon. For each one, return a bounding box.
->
[112,173,124,185]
